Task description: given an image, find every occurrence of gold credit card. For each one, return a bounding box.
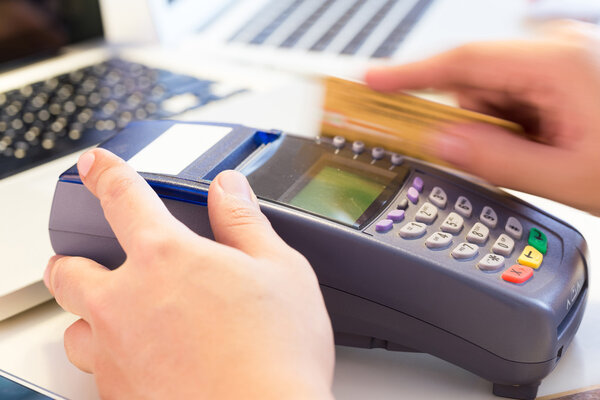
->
[321,76,522,166]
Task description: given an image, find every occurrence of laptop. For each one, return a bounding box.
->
[179,0,531,77]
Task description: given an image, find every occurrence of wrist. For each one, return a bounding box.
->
[208,365,334,400]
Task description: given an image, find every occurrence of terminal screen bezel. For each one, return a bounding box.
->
[245,135,408,229]
[279,155,401,228]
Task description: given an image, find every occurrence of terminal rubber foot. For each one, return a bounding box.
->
[492,382,540,400]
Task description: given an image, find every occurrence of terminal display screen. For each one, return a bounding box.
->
[277,153,402,228]
[244,135,407,229]
[289,166,387,226]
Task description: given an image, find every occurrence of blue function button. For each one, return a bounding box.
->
[351,140,365,154]
[387,209,405,222]
[332,135,346,149]
[412,176,424,192]
[371,147,385,160]
[528,228,548,254]
[407,187,419,204]
[375,219,394,233]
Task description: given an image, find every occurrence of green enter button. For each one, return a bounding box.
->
[528,228,548,254]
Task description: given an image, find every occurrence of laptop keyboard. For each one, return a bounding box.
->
[0,58,245,180]
[229,0,434,58]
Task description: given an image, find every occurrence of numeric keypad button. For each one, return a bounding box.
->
[505,217,523,239]
[428,186,447,208]
[480,206,498,228]
[466,222,490,245]
[478,253,505,272]
[399,222,427,239]
[454,196,473,218]
[440,212,464,235]
[452,242,479,260]
[492,234,515,257]
[415,202,438,224]
[425,232,453,249]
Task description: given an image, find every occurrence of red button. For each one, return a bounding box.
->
[502,265,534,284]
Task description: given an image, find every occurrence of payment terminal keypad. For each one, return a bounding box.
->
[320,135,559,290]
[366,168,557,287]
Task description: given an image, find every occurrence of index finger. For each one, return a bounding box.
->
[77,148,180,254]
[365,40,554,93]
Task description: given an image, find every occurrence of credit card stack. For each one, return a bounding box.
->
[321,76,522,166]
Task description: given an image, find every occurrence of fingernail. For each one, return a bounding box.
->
[433,132,470,167]
[218,170,255,204]
[77,151,95,178]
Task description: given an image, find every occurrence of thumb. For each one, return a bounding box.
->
[433,123,572,200]
[207,170,286,258]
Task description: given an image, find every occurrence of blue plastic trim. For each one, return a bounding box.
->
[147,180,209,206]
[253,130,281,145]
[58,176,209,206]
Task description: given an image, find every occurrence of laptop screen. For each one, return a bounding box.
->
[0,0,103,67]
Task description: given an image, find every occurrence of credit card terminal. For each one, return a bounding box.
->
[49,121,588,399]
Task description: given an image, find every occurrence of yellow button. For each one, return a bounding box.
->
[518,246,543,269]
